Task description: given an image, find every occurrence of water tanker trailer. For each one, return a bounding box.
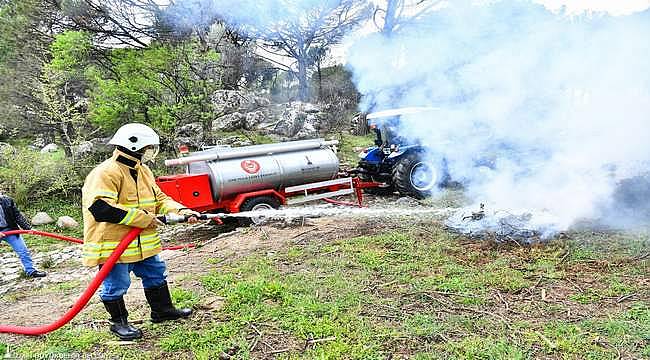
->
[156,139,380,224]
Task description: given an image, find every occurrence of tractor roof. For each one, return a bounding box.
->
[366,107,439,119]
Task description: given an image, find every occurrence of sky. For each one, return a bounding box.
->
[335,0,650,63]
[536,0,650,15]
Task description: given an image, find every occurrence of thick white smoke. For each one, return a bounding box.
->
[346,1,650,233]
[164,0,340,33]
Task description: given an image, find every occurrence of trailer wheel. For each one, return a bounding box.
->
[392,153,442,199]
[238,196,281,226]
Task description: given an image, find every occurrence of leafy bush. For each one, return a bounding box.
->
[0,147,83,207]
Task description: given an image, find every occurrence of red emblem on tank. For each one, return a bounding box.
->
[241,160,261,174]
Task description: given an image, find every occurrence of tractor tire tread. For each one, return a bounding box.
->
[392,153,430,200]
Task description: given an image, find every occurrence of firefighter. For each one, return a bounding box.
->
[82,123,199,340]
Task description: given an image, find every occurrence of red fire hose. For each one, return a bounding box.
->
[0,228,194,335]
[0,229,195,251]
[0,228,142,335]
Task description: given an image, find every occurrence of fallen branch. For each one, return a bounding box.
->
[616,293,637,303]
[305,336,337,350]
[535,331,557,350]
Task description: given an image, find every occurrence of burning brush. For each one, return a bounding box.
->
[445,203,560,244]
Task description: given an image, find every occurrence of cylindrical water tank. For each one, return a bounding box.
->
[184,140,340,201]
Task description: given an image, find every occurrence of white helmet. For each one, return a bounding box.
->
[109,123,160,152]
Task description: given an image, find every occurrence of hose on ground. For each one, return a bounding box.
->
[0,228,195,335]
[0,229,195,250]
[0,228,142,335]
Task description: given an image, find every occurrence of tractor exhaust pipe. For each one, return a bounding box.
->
[165,139,339,167]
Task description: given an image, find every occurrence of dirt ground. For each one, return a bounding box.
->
[0,196,648,358]
[0,215,379,340]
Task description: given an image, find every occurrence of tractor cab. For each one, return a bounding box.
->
[369,116,409,152]
[356,107,448,199]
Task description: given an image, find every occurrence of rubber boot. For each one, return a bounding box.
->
[102,298,143,341]
[144,281,192,323]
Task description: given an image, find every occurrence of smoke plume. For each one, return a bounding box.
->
[346,1,650,234]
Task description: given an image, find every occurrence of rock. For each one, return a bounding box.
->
[213,112,246,132]
[216,135,252,147]
[56,216,79,229]
[207,90,330,140]
[40,143,58,153]
[32,136,47,148]
[211,90,270,113]
[32,212,55,225]
[303,103,320,113]
[242,111,266,130]
[71,137,112,160]
[272,102,325,139]
[178,122,203,137]
[174,122,205,149]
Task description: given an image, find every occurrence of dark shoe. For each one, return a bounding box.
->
[144,281,192,323]
[27,270,47,278]
[102,298,142,341]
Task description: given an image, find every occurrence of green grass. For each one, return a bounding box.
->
[13,326,111,357]
[4,222,648,359]
[334,133,375,165]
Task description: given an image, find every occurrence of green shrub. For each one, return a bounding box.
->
[0,147,83,207]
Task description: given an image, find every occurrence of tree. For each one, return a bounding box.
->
[0,0,61,136]
[38,30,96,157]
[52,0,166,48]
[373,0,442,36]
[86,40,222,146]
[251,0,372,101]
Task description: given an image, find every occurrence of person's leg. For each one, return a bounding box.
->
[134,255,192,323]
[99,263,142,340]
[99,263,131,301]
[132,254,167,289]
[3,234,38,275]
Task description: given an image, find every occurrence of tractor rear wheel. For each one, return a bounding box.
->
[238,196,282,226]
[392,154,442,199]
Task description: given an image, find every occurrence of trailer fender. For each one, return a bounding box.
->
[228,190,286,213]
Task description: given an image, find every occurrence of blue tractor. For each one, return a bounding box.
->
[355,108,449,199]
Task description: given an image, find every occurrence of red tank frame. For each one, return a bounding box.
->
[156,173,381,213]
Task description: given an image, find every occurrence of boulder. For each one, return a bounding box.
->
[217,135,253,147]
[272,102,325,139]
[71,138,112,160]
[303,103,321,113]
[174,122,205,149]
[32,136,47,149]
[178,122,203,137]
[213,112,246,132]
[40,143,58,153]
[32,212,55,225]
[242,111,266,130]
[211,90,270,114]
[207,90,331,141]
[56,216,79,229]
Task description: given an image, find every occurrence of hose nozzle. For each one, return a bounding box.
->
[158,213,228,225]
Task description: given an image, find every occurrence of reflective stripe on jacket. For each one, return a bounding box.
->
[81,149,185,267]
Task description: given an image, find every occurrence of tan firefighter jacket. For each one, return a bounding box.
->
[81,149,186,267]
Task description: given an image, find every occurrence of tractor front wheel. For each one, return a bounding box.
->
[392,154,442,199]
